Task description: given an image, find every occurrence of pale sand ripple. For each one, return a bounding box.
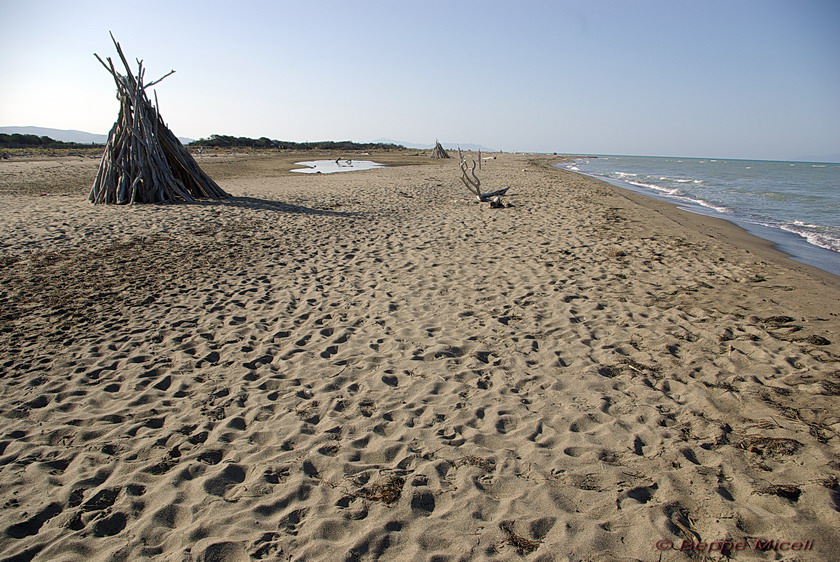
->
[1,152,839,560]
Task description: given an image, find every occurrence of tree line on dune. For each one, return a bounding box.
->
[0,132,406,152]
[0,133,100,149]
[191,134,405,151]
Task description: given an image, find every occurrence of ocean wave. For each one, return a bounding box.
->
[687,198,731,214]
[792,220,823,228]
[758,191,793,200]
[625,181,731,213]
[779,224,840,252]
[653,175,705,184]
[626,180,682,195]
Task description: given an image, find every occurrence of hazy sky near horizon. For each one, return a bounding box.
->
[1,0,838,160]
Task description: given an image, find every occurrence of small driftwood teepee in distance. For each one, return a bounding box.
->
[430,140,450,159]
[89,33,228,204]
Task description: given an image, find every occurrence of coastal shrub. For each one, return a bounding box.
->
[191,134,404,151]
[0,133,100,149]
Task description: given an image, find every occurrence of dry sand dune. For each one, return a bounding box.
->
[1,151,839,561]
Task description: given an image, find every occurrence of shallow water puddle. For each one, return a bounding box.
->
[291,159,385,174]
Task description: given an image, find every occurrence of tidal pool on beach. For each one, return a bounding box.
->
[290,159,385,174]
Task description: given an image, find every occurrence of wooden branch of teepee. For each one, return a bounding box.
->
[144,69,176,89]
[89,33,228,204]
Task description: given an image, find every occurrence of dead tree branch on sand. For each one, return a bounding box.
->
[458,147,510,204]
[89,33,228,204]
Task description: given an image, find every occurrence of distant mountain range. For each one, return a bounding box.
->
[0,126,194,146]
[371,138,497,152]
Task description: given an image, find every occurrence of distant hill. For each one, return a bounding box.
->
[0,126,194,146]
[1,126,107,145]
[372,138,497,152]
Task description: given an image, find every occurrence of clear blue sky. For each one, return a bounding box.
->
[2,0,838,160]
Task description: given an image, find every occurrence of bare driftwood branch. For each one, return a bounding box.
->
[458,147,510,203]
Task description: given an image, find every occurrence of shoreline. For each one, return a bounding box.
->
[560,164,840,287]
[557,158,840,279]
[544,158,840,328]
[1,151,839,560]
[615,177,840,286]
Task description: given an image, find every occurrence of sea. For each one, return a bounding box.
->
[559,156,840,277]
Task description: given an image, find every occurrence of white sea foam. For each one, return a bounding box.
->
[627,180,679,194]
[779,224,840,252]
[691,199,731,214]
[657,177,705,184]
[624,181,730,213]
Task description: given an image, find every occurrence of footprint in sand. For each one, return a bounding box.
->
[563,447,593,457]
[92,511,128,537]
[623,483,658,505]
[632,436,646,456]
[203,464,247,497]
[410,490,436,515]
[5,502,63,538]
[495,413,518,434]
[320,345,339,359]
[199,541,250,562]
[569,413,602,433]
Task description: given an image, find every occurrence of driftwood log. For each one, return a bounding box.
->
[458,147,510,202]
[89,33,228,204]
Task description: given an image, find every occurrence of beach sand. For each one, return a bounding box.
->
[1,150,839,560]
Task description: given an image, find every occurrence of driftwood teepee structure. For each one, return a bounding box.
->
[89,34,228,204]
[430,140,450,159]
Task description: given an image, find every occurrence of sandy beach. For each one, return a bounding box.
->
[1,150,839,561]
